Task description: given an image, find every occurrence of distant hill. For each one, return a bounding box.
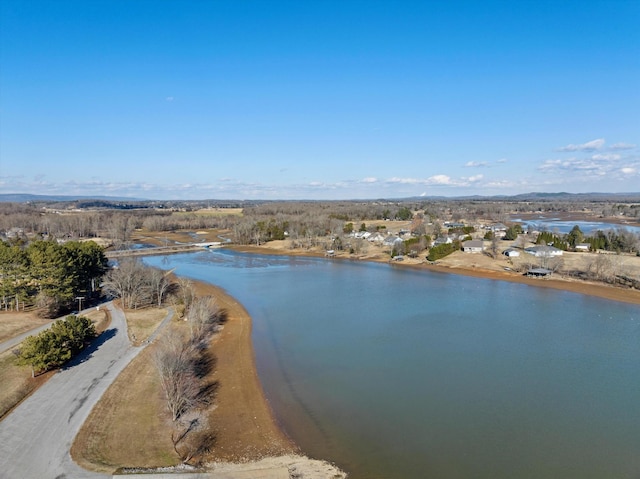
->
[0,194,149,203]
[2,191,639,204]
[410,192,640,202]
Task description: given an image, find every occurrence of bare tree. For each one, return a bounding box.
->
[107,214,136,250]
[149,268,172,307]
[102,259,173,309]
[171,415,215,465]
[186,296,220,343]
[177,277,196,314]
[155,335,199,421]
[514,233,528,250]
[490,235,500,259]
[588,254,615,282]
[102,258,151,309]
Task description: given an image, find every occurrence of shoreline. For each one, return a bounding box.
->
[190,279,298,459]
[188,277,347,478]
[229,244,640,306]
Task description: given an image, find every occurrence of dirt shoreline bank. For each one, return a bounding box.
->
[190,279,297,459]
[189,279,347,478]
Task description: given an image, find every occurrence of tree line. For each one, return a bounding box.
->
[0,239,108,316]
[2,198,639,251]
[101,257,173,309]
[154,281,225,464]
[536,225,639,254]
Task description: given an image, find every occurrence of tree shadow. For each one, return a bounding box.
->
[173,416,218,466]
[214,308,229,325]
[62,328,118,369]
[192,349,216,379]
[195,380,219,409]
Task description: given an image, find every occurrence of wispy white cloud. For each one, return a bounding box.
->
[386,174,484,187]
[0,174,26,180]
[591,153,621,161]
[464,161,488,168]
[360,177,378,183]
[483,179,518,188]
[539,151,640,182]
[557,138,605,152]
[610,142,636,150]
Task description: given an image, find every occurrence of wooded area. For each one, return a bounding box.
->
[0,239,108,316]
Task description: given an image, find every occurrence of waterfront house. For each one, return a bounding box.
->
[368,232,386,244]
[524,245,563,257]
[433,235,455,246]
[462,239,484,253]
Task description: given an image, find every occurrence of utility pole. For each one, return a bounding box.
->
[76,296,84,312]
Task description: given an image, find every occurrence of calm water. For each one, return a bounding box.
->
[511,217,640,235]
[144,251,640,479]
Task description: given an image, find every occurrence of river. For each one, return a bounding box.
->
[144,250,640,479]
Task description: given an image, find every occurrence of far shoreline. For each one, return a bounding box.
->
[228,244,640,306]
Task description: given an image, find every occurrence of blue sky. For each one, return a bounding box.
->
[1,0,639,200]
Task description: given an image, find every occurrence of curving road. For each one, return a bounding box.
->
[0,304,294,479]
[0,303,173,479]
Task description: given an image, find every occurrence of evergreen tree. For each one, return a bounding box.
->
[17,330,69,376]
[567,225,584,248]
[17,315,96,376]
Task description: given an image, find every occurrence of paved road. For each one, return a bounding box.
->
[0,306,100,355]
[0,304,292,479]
[0,303,173,479]
[0,320,54,355]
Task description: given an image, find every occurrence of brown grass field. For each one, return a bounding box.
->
[0,312,50,344]
[72,282,295,472]
[123,307,168,345]
[71,329,178,472]
[172,208,243,217]
[0,350,53,420]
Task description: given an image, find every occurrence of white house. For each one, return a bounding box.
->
[503,248,520,257]
[575,243,590,252]
[524,245,563,257]
[433,235,455,246]
[368,232,386,244]
[462,239,484,253]
[383,236,404,249]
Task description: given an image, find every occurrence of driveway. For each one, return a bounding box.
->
[0,303,173,479]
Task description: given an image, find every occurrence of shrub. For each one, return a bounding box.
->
[427,241,460,261]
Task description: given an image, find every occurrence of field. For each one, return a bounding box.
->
[172,207,243,217]
[0,312,49,344]
[124,307,169,345]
